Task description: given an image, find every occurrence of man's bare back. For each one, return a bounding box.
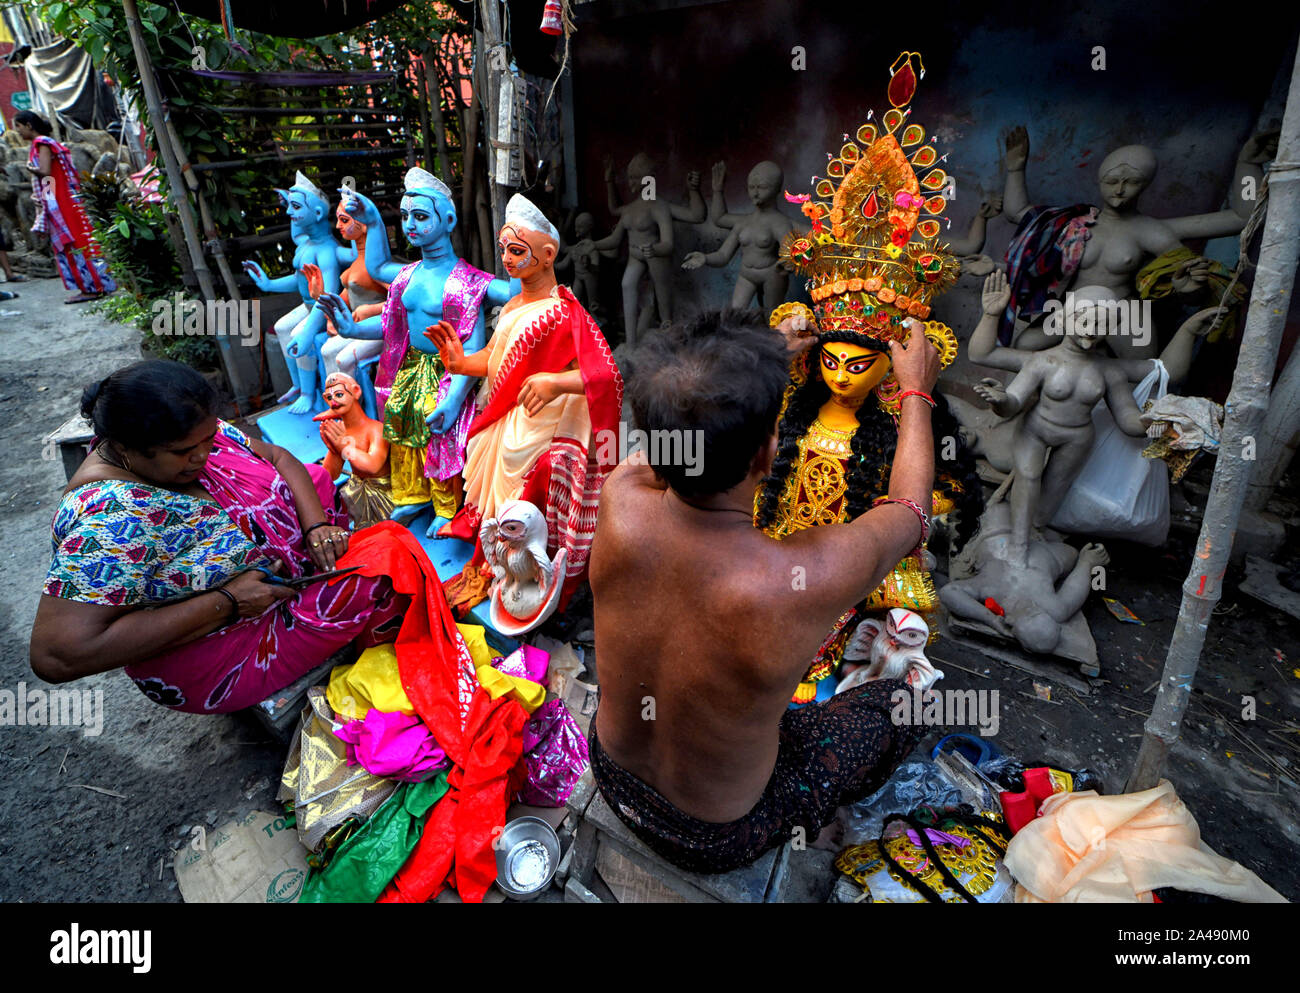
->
[591,463,859,821]
[591,333,939,823]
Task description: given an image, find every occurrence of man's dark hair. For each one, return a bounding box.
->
[627,309,790,498]
[81,360,220,455]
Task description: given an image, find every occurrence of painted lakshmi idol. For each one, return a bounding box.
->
[754,53,982,702]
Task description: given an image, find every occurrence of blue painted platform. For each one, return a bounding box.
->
[257,404,327,465]
[404,507,518,658]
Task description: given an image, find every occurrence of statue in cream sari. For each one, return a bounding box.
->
[427,195,623,625]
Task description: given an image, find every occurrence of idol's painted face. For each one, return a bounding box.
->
[400,194,444,245]
[819,342,891,401]
[322,383,356,413]
[336,205,364,242]
[498,224,536,276]
[285,194,309,225]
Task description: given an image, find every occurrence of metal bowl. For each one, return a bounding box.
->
[495,816,561,900]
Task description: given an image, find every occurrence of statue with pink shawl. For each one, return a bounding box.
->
[320,168,517,536]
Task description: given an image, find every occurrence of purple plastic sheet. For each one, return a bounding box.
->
[518,699,588,807]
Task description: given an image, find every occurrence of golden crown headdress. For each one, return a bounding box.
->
[778,52,959,365]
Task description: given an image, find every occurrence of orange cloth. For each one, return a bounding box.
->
[336,522,528,903]
[1004,780,1286,903]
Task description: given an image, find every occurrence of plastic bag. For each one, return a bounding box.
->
[1050,360,1170,545]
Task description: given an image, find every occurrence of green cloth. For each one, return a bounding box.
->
[299,770,450,903]
[383,348,444,448]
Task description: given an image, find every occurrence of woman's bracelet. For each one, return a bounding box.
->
[872,496,931,555]
[304,521,334,536]
[211,586,240,623]
[898,389,936,409]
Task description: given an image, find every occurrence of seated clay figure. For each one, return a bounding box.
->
[481,499,567,636]
[315,372,391,530]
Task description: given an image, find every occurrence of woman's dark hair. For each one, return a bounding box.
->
[14,110,53,136]
[754,330,984,552]
[627,309,791,498]
[81,360,220,454]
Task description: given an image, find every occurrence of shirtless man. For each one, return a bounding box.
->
[590,309,939,874]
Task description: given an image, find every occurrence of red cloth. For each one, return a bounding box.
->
[380,687,528,903]
[336,522,529,903]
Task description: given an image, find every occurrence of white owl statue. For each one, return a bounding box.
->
[480,499,569,636]
[837,608,942,694]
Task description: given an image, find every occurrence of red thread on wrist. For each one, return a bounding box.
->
[898,389,936,409]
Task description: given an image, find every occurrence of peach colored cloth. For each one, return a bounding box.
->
[463,293,591,522]
[1005,780,1286,903]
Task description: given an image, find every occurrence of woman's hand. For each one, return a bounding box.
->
[305,523,350,571]
[219,564,297,618]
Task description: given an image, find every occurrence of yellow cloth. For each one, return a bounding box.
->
[326,645,415,720]
[475,663,547,714]
[455,623,495,670]
[463,294,592,522]
[458,620,545,713]
[1005,780,1286,903]
[390,444,458,517]
[1136,246,1246,343]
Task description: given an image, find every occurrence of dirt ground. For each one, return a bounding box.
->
[1,273,1296,902]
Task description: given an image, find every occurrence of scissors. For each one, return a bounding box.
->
[251,564,363,590]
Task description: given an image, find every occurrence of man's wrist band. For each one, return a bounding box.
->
[873,496,931,554]
[898,389,936,409]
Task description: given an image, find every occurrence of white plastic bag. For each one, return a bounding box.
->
[1049,360,1170,545]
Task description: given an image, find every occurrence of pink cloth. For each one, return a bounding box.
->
[518,699,588,807]
[123,427,406,713]
[492,644,550,684]
[374,259,494,481]
[334,709,448,782]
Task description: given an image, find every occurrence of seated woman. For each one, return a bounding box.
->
[29,361,407,714]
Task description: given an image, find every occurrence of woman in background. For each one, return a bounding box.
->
[14,109,115,303]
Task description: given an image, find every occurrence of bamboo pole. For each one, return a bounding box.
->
[1126,43,1300,793]
[122,0,216,304]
